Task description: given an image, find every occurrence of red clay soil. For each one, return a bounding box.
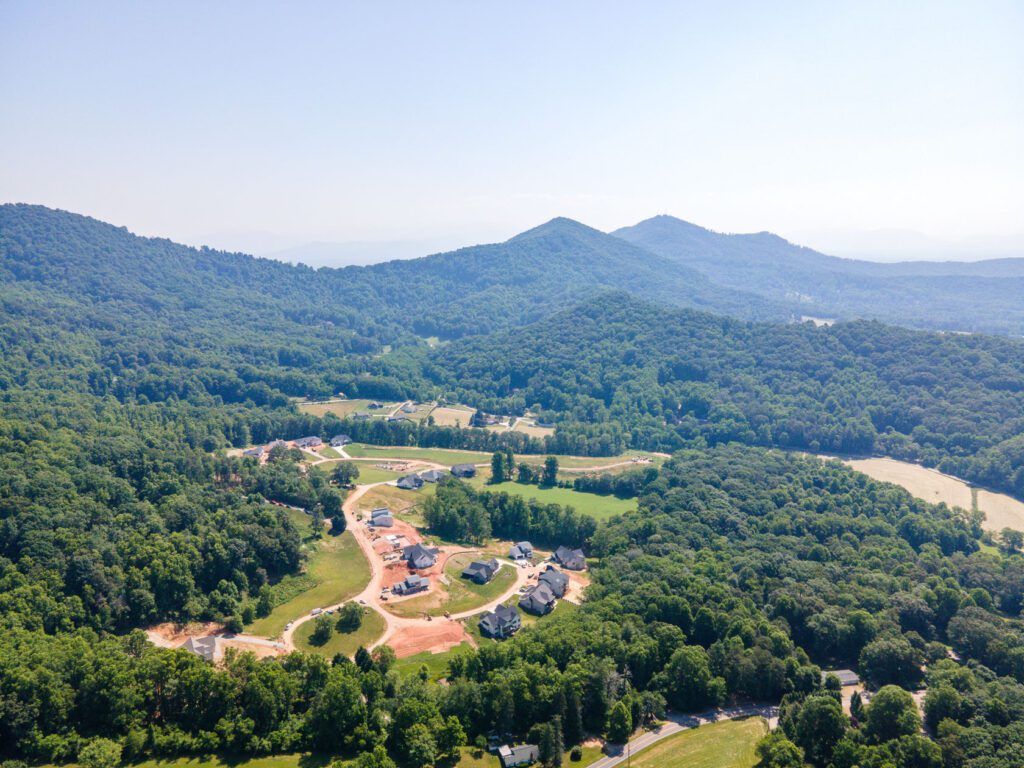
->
[388,620,470,658]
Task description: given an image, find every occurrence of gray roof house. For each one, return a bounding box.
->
[396,474,424,490]
[462,558,500,584]
[370,507,391,518]
[387,415,409,423]
[402,543,439,570]
[479,604,521,639]
[519,582,557,616]
[498,744,539,768]
[823,669,861,687]
[330,434,352,447]
[369,513,394,527]
[509,541,533,560]
[419,469,447,483]
[538,566,569,597]
[294,436,323,449]
[393,574,429,595]
[181,636,217,661]
[451,463,477,478]
[401,403,417,413]
[243,446,265,458]
[352,412,371,421]
[553,546,586,571]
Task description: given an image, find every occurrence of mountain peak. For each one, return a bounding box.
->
[507,216,604,243]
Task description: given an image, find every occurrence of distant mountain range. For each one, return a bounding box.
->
[2,204,1023,339]
[613,215,1024,335]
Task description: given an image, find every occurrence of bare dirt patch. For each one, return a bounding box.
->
[220,638,286,659]
[388,620,470,658]
[145,621,223,648]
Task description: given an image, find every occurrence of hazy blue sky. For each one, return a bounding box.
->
[1,1,1022,259]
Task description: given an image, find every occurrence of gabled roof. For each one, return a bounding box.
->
[182,636,217,661]
[330,434,352,446]
[462,558,499,580]
[494,603,519,623]
[419,469,446,482]
[539,566,569,596]
[370,507,391,518]
[397,474,423,489]
[451,463,477,476]
[519,582,556,614]
[554,545,586,569]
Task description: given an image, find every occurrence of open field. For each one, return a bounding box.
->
[356,483,436,520]
[976,490,1024,533]
[513,420,556,438]
[247,532,369,638]
[297,399,386,418]
[836,456,1024,533]
[392,642,474,680]
[430,405,477,427]
[471,477,636,520]
[345,443,491,465]
[294,607,386,657]
[629,717,768,768]
[98,755,333,768]
[318,446,342,459]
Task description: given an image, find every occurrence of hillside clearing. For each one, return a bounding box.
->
[471,477,636,520]
[246,532,369,638]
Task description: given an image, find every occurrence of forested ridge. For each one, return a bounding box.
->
[3,204,1024,768]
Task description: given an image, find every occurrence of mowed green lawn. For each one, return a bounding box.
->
[630,718,768,768]
[387,554,518,618]
[345,443,491,466]
[294,607,386,658]
[471,478,636,520]
[246,532,370,638]
[452,743,604,768]
[106,755,333,768]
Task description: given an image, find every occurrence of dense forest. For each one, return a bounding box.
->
[4,204,1024,768]
[429,294,1024,496]
[5,446,1024,768]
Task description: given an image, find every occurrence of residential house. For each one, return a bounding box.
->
[519,582,557,615]
[419,469,447,483]
[396,474,424,490]
[368,402,384,409]
[268,439,289,450]
[461,558,500,584]
[401,403,417,414]
[553,545,586,571]
[479,604,522,639]
[330,434,352,447]
[181,636,217,661]
[294,436,323,449]
[392,574,428,596]
[498,745,539,768]
[369,512,393,527]
[242,446,265,458]
[402,543,439,570]
[451,463,477,478]
[538,566,569,597]
[509,541,533,561]
[471,411,502,427]
[352,412,371,421]
[387,415,409,423]
[823,669,861,687]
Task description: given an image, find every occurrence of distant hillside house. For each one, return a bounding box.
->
[387,415,409,423]
[462,558,500,584]
[451,463,477,478]
[402,543,439,570]
[368,402,384,409]
[401,403,417,414]
[419,469,447,483]
[509,541,533,561]
[352,413,371,421]
[479,604,521,639]
[471,411,502,427]
[330,434,352,447]
[396,474,424,490]
[369,508,394,527]
[242,446,265,458]
[538,566,569,597]
[553,546,586,571]
[498,744,539,768]
[268,439,288,450]
[392,574,428,595]
[519,582,557,615]
[294,436,323,449]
